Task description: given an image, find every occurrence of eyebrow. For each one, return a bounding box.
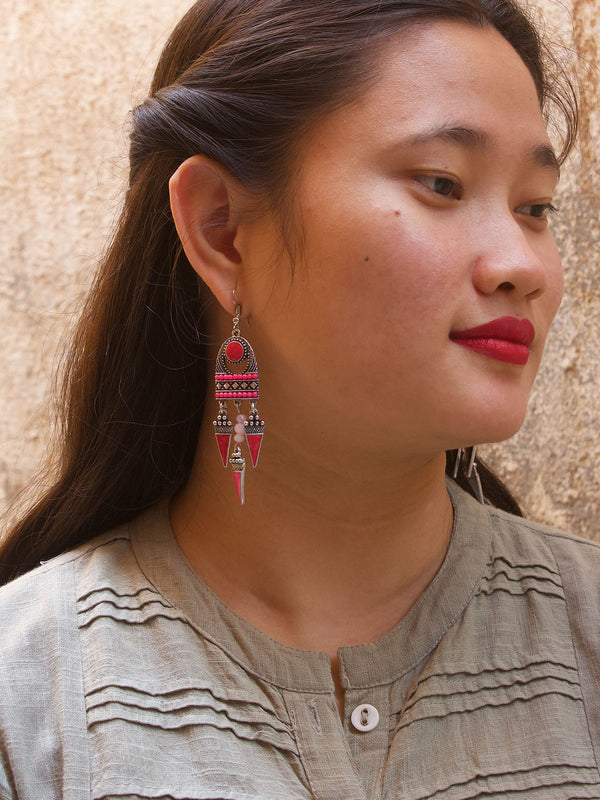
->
[528,142,561,177]
[401,124,560,178]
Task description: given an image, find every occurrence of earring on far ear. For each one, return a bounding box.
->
[465,446,484,504]
[213,291,264,505]
[453,446,484,505]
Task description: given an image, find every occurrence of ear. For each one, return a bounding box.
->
[169,155,242,315]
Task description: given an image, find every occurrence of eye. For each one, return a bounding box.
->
[415,174,463,200]
[516,202,559,220]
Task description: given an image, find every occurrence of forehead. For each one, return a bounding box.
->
[302,20,550,162]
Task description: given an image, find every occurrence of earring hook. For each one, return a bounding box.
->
[232,287,241,317]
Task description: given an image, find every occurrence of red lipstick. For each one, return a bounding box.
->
[450,317,535,365]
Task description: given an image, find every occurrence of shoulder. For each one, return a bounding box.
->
[0,524,142,799]
[0,523,141,699]
[0,525,139,697]
[0,527,135,639]
[485,505,600,720]
[486,503,600,581]
[450,478,600,583]
[451,480,600,620]
[452,487,600,747]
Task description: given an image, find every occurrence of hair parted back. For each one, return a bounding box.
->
[1,0,577,584]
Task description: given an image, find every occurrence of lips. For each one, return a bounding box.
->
[450,317,535,365]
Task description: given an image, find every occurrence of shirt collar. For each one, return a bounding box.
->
[131,480,492,692]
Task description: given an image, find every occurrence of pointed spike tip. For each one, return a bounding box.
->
[232,469,245,505]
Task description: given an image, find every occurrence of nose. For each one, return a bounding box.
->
[471,222,551,301]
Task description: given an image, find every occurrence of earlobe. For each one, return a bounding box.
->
[169,155,241,314]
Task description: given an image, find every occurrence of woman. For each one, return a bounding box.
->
[1,1,598,798]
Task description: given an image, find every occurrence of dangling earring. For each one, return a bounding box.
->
[452,447,464,480]
[452,446,484,504]
[213,291,264,505]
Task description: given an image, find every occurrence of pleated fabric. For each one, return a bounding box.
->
[1,481,600,800]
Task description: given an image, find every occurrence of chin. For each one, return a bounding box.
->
[443,393,530,448]
[466,379,534,443]
[469,408,529,446]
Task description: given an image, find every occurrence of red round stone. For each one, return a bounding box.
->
[226,340,244,363]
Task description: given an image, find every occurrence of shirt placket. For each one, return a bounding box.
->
[282,689,368,800]
[343,684,390,800]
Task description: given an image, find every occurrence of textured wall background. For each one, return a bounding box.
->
[1,1,598,538]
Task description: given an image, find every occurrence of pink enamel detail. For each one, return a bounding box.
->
[215,433,231,467]
[246,433,263,468]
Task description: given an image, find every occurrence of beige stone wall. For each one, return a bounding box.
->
[1,1,598,538]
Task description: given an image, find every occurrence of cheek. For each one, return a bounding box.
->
[315,207,461,309]
[351,234,464,342]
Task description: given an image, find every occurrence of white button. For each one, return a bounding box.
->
[351,703,380,732]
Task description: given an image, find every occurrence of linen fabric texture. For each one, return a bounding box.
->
[1,481,600,800]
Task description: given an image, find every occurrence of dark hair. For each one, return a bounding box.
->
[0,0,577,584]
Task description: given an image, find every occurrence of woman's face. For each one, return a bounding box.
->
[237,20,563,459]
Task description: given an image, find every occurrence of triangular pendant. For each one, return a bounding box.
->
[246,433,263,468]
[215,433,232,467]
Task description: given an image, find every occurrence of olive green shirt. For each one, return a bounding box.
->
[1,481,600,799]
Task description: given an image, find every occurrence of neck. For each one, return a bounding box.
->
[170,417,453,657]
